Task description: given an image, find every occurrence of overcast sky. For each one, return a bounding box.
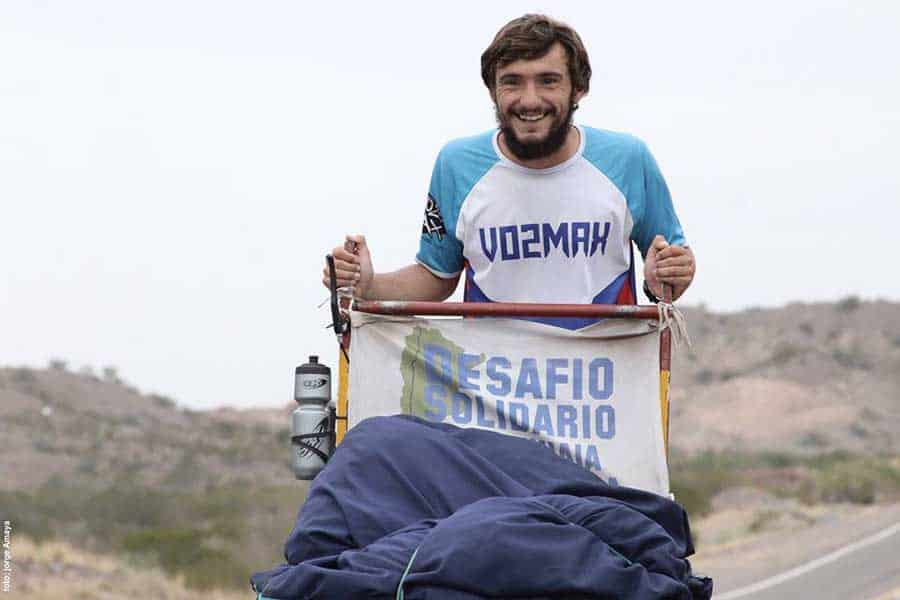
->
[2,1,898,409]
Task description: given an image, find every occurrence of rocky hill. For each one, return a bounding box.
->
[669,298,900,455]
[0,366,292,492]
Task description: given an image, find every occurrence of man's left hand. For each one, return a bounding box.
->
[643,235,695,301]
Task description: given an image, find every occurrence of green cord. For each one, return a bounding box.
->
[395,546,420,600]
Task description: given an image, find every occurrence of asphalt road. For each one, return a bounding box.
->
[715,521,900,600]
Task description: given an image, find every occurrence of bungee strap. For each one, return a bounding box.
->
[395,546,420,600]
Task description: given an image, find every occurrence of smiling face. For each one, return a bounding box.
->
[493,42,584,163]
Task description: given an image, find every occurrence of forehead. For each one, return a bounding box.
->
[496,42,569,78]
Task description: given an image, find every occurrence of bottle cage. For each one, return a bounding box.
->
[291,406,337,465]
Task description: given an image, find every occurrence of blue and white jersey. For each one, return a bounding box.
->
[416,125,685,329]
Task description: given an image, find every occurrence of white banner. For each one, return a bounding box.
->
[347,312,669,496]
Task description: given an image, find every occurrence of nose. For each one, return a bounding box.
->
[519,80,541,108]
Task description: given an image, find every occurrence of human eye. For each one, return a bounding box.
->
[539,75,561,86]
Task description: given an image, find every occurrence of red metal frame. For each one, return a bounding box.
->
[355,300,660,319]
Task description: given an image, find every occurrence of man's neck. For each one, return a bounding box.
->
[498,125,581,169]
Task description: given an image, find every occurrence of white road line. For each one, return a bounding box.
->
[715,521,900,600]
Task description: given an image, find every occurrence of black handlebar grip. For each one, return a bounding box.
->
[326,254,343,336]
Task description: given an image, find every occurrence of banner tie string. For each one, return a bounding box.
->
[657,301,692,349]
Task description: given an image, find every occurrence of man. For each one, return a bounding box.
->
[322,15,695,322]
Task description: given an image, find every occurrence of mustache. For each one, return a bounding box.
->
[503,106,559,118]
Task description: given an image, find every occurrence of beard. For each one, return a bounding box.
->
[496,96,576,161]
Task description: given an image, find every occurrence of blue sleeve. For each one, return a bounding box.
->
[416,151,464,278]
[630,142,686,258]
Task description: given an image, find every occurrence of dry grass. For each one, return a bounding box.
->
[12,536,250,600]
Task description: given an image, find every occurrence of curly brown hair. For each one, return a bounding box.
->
[481,14,592,96]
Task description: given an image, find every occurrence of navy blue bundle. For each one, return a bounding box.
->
[252,415,712,599]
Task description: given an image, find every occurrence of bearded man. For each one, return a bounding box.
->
[323,14,696,325]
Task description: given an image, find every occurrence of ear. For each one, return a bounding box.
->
[572,87,586,106]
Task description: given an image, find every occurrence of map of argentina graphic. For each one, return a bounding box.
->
[399,326,485,420]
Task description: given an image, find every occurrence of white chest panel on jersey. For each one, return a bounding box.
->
[458,158,634,304]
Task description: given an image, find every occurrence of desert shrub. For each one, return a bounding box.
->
[831,347,872,370]
[816,462,876,504]
[835,295,861,312]
[848,423,870,439]
[163,450,205,488]
[669,480,713,517]
[149,393,177,409]
[118,414,141,427]
[804,449,854,469]
[0,490,53,542]
[10,368,36,384]
[221,445,243,466]
[32,438,56,453]
[253,422,273,436]
[122,527,246,589]
[182,546,247,589]
[122,527,207,567]
[758,451,797,468]
[82,487,170,542]
[76,453,99,475]
[213,420,237,436]
[820,457,900,504]
[669,451,738,516]
[719,369,740,381]
[101,366,120,383]
[48,358,68,371]
[187,483,254,524]
[747,509,779,533]
[793,454,900,504]
[858,407,880,421]
[770,342,803,364]
[799,431,830,448]
[694,369,716,385]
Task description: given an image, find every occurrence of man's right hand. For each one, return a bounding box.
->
[322,234,374,298]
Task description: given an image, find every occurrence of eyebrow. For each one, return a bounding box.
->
[499,70,564,81]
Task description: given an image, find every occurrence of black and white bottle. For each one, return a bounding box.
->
[291,356,333,480]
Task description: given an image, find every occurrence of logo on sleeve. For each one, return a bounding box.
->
[421,195,446,241]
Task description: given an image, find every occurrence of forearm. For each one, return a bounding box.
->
[363,264,459,301]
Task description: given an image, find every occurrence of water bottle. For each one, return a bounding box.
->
[291,355,333,479]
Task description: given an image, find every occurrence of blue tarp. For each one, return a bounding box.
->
[251,415,712,599]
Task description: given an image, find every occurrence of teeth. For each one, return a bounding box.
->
[518,113,545,122]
